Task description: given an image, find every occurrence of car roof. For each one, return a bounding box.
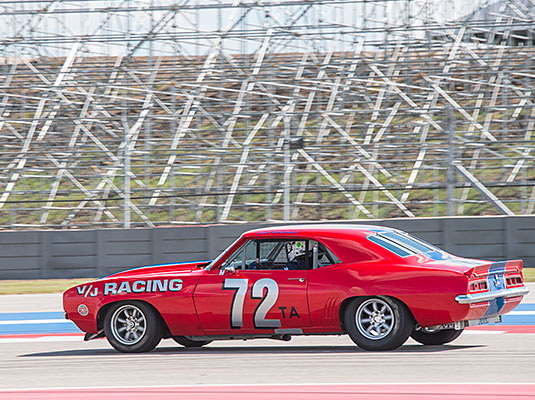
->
[243,224,398,239]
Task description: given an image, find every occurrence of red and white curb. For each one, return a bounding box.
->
[1,384,534,400]
[1,325,534,344]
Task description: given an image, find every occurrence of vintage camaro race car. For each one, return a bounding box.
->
[63,225,529,352]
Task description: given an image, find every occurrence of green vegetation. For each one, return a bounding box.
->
[1,101,533,228]
[523,268,535,283]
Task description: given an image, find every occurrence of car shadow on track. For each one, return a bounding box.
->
[19,344,484,357]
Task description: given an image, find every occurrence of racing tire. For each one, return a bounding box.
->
[411,328,463,345]
[104,301,163,353]
[344,296,414,351]
[172,336,213,348]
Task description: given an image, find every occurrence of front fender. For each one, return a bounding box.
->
[63,273,206,336]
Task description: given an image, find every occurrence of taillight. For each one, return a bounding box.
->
[469,280,488,293]
[506,275,523,287]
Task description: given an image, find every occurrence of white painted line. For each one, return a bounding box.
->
[509,311,535,316]
[0,336,82,344]
[1,382,535,392]
[463,330,505,335]
[0,319,70,325]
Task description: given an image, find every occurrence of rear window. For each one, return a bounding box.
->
[367,230,446,258]
[367,235,413,257]
[381,232,435,254]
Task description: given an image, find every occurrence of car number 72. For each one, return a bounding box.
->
[222,278,281,329]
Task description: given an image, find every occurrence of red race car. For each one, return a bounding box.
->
[63,225,529,352]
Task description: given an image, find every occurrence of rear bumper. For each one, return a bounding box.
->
[455,286,529,304]
[424,315,502,331]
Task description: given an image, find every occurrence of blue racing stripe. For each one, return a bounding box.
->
[483,262,507,317]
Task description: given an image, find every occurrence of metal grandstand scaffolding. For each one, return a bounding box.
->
[0,0,534,229]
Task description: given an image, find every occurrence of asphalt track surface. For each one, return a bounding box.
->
[0,285,534,399]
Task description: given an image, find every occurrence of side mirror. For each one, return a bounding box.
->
[219,265,236,275]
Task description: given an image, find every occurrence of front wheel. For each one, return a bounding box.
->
[344,296,414,351]
[173,336,212,348]
[411,328,463,345]
[104,301,163,353]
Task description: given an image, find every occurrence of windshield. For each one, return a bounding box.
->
[205,236,242,270]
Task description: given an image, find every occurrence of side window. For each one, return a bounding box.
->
[246,240,291,270]
[281,240,309,270]
[220,242,248,269]
[220,239,342,271]
[259,241,279,260]
[239,239,309,270]
[244,240,256,264]
[272,243,290,264]
[240,239,341,270]
[315,241,341,268]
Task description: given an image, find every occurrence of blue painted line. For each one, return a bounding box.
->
[0,311,81,335]
[0,304,534,335]
[513,304,535,311]
[0,312,64,321]
[499,315,535,325]
[0,323,81,335]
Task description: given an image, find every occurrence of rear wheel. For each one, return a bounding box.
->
[411,328,463,345]
[344,296,414,351]
[173,336,212,348]
[104,301,163,353]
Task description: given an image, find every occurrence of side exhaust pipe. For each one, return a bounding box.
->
[271,334,292,342]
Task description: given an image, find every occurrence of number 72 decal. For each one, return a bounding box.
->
[222,278,281,329]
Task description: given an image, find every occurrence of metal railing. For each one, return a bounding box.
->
[0,0,534,229]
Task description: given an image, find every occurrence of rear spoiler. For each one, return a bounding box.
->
[469,260,523,280]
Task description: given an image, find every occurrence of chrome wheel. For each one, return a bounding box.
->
[104,301,163,353]
[110,304,146,346]
[355,298,394,340]
[345,296,414,351]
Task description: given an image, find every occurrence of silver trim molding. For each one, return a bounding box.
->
[455,286,530,304]
[275,328,304,335]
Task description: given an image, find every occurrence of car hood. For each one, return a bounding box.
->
[100,260,211,280]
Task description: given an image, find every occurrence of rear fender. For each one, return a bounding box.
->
[338,295,415,332]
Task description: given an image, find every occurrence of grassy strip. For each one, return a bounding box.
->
[0,270,534,295]
[0,279,94,295]
[523,268,535,283]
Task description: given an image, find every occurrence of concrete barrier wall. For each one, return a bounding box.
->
[0,216,534,279]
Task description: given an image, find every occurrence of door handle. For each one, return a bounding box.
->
[288,278,305,283]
